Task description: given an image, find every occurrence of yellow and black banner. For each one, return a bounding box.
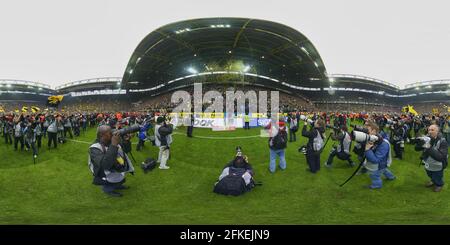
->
[31,106,41,113]
[47,95,64,106]
[402,105,418,116]
[21,106,28,113]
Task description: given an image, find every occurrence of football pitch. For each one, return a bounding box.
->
[0,126,449,224]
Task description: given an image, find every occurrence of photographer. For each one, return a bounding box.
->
[89,125,134,197]
[47,115,58,149]
[23,121,38,159]
[415,124,448,192]
[363,122,396,189]
[288,114,298,142]
[155,116,173,170]
[266,120,287,173]
[13,114,25,151]
[136,119,152,151]
[301,118,325,173]
[213,149,255,196]
[325,125,354,167]
[3,114,13,145]
[390,121,405,160]
[63,114,73,139]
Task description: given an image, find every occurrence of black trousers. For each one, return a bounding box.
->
[64,127,73,138]
[4,132,12,144]
[289,129,296,142]
[25,141,38,156]
[426,170,444,187]
[306,150,321,173]
[326,149,352,165]
[36,135,42,148]
[73,126,80,136]
[47,132,57,148]
[136,139,145,151]
[14,136,24,150]
[244,122,250,130]
[187,126,193,137]
[393,141,403,159]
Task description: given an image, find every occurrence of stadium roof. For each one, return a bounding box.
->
[122,17,328,91]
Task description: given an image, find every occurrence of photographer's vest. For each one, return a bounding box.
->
[423,138,446,172]
[47,120,57,133]
[337,131,351,155]
[88,143,134,183]
[154,124,172,147]
[64,119,72,128]
[364,139,392,171]
[35,124,42,136]
[312,130,324,152]
[24,126,36,143]
[393,127,405,142]
[14,123,23,137]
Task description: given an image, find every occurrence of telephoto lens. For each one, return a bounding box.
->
[115,124,141,136]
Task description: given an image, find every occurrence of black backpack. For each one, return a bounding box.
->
[271,130,287,150]
[141,157,157,173]
[213,167,254,196]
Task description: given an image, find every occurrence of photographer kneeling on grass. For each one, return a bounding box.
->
[414,124,448,192]
[88,125,134,197]
[362,122,396,189]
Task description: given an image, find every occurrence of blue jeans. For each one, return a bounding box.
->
[269,148,286,173]
[426,170,444,187]
[368,168,396,188]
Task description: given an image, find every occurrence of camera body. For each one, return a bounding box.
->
[411,136,431,149]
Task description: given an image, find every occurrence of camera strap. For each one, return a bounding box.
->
[340,156,366,187]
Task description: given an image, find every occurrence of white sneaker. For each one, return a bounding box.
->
[34,155,37,158]
[159,166,170,170]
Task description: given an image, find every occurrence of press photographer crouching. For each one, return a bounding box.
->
[359,122,396,189]
[325,125,354,168]
[414,124,448,192]
[88,125,135,197]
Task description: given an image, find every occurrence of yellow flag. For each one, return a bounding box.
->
[31,106,41,113]
[21,106,28,113]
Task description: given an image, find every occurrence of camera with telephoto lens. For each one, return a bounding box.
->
[350,124,369,134]
[351,131,379,143]
[411,136,431,149]
[236,146,243,157]
[112,124,141,136]
[299,115,314,125]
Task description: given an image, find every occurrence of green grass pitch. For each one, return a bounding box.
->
[0,126,449,224]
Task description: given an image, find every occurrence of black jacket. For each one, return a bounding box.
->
[89,141,119,181]
[302,125,325,151]
[416,135,448,166]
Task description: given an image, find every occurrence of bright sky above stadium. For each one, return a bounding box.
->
[1,0,449,88]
